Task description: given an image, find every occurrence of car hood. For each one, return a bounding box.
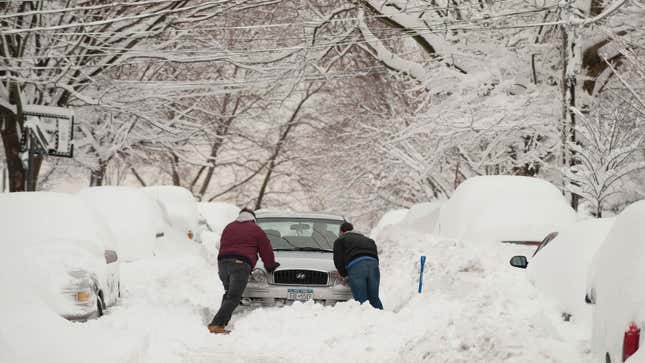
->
[256,251,335,271]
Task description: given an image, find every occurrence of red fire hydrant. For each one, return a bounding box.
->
[623,322,640,362]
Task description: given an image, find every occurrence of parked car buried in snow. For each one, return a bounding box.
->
[241,211,353,306]
[0,192,120,320]
[509,218,614,324]
[436,176,576,246]
[144,186,204,242]
[585,200,645,363]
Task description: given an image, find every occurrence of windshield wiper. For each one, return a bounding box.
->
[295,247,333,252]
[273,247,333,252]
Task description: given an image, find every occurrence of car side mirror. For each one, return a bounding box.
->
[509,255,528,269]
[585,289,595,305]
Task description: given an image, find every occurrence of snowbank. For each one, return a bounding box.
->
[78,187,167,261]
[0,192,112,314]
[0,192,121,363]
[144,186,200,238]
[2,203,587,363]
[436,176,576,243]
[196,202,239,253]
[527,217,614,328]
[397,201,443,234]
[589,200,645,362]
[370,208,408,239]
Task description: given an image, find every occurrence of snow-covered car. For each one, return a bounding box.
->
[79,186,172,261]
[509,218,614,324]
[242,211,353,306]
[0,192,119,320]
[144,186,203,241]
[585,200,645,363]
[436,176,576,245]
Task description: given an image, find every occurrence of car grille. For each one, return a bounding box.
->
[273,270,328,285]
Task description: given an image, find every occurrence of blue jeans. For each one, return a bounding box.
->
[347,259,383,309]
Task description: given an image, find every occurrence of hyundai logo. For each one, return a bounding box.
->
[296,273,306,280]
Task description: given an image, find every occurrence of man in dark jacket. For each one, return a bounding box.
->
[208,208,280,334]
[333,221,383,309]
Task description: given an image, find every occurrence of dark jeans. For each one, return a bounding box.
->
[210,259,250,326]
[347,259,383,309]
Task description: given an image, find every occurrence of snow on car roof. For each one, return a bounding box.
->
[255,209,345,221]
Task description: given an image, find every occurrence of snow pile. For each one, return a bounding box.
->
[0,192,112,314]
[2,199,588,363]
[396,201,443,234]
[527,218,614,328]
[144,186,200,237]
[196,202,239,253]
[0,192,120,363]
[78,186,167,261]
[436,176,577,243]
[588,200,645,362]
[370,208,408,239]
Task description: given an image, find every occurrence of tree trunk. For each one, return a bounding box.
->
[560,23,581,210]
[130,167,147,187]
[170,153,181,186]
[254,86,318,209]
[255,159,276,210]
[90,159,109,186]
[0,112,27,192]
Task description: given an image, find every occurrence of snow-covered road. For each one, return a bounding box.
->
[2,227,591,363]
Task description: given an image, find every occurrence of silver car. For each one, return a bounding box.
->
[242,211,353,306]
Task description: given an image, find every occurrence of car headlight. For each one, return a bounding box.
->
[76,290,93,303]
[329,271,347,286]
[249,269,268,284]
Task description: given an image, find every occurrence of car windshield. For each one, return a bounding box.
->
[256,218,342,251]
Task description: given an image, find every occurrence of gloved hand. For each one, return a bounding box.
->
[267,262,280,272]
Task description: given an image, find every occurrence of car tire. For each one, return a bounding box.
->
[96,293,104,317]
[605,352,611,363]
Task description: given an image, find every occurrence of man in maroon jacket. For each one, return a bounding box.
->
[208,208,279,334]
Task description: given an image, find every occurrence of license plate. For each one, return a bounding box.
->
[287,288,314,301]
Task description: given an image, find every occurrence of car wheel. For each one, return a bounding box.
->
[605,352,611,363]
[96,293,104,317]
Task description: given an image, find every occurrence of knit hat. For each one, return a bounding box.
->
[237,207,256,222]
[240,207,256,218]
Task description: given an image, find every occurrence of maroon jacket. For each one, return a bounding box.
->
[217,220,277,270]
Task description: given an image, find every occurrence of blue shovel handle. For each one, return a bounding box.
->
[418,255,426,294]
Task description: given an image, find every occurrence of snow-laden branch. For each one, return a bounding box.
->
[361,0,467,74]
[357,9,431,89]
